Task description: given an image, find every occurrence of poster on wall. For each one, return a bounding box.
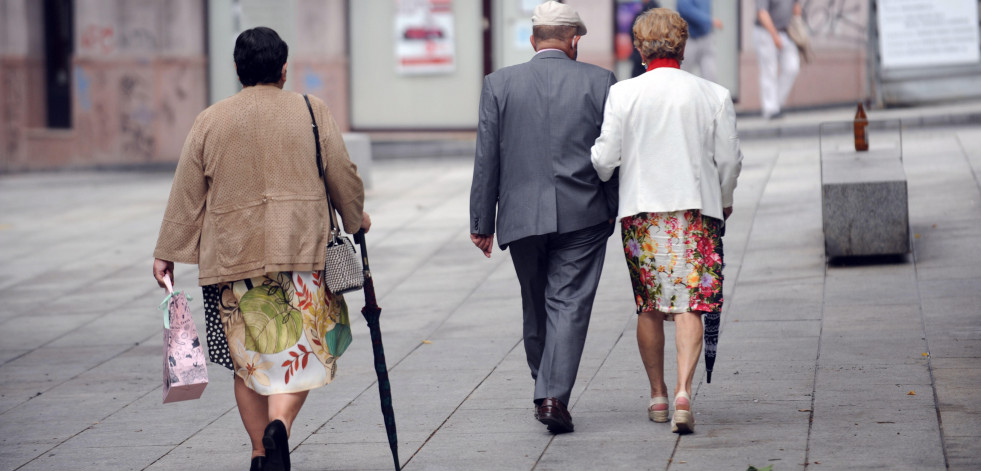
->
[877,0,980,69]
[395,0,456,75]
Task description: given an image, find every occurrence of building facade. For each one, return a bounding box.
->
[1,0,979,172]
[1,0,207,171]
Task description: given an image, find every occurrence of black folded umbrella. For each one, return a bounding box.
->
[703,310,720,383]
[354,230,400,471]
[704,223,727,383]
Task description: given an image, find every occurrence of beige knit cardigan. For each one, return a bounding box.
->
[154,85,364,286]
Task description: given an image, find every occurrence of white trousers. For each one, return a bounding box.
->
[754,26,800,118]
[681,34,716,83]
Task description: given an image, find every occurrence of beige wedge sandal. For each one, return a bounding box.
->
[670,391,694,434]
[648,396,669,423]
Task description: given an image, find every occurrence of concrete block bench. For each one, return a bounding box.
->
[821,147,910,257]
[342,133,372,190]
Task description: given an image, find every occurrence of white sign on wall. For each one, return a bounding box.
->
[878,0,980,69]
[395,0,456,75]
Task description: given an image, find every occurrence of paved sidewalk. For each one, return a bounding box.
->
[1,111,980,470]
[366,99,981,160]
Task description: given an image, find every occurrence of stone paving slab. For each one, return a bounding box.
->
[673,421,810,470]
[1,121,981,469]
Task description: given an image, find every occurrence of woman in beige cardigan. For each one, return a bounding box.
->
[591,9,741,434]
[152,27,369,471]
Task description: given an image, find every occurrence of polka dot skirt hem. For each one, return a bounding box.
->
[202,284,234,371]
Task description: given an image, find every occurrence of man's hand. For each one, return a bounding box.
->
[758,9,782,49]
[470,234,494,258]
[153,258,175,289]
[723,207,733,221]
[360,211,372,233]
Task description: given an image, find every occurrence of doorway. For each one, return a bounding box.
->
[43,0,73,129]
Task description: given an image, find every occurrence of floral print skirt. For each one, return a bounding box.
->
[620,210,724,319]
[202,271,351,395]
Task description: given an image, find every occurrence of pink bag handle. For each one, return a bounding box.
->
[162,274,174,295]
[158,275,183,329]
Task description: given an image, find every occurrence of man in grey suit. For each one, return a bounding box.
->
[469,1,617,434]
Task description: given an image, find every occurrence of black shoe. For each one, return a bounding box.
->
[250,456,265,471]
[537,397,574,434]
[262,420,290,471]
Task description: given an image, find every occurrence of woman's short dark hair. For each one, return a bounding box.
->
[234,27,288,87]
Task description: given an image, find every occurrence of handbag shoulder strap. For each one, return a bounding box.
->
[303,94,340,234]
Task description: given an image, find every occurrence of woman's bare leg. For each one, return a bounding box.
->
[234,376,269,459]
[673,311,703,409]
[637,310,669,398]
[268,390,310,436]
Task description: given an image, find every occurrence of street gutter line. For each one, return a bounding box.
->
[671,141,782,470]
[531,311,635,470]
[305,225,512,468]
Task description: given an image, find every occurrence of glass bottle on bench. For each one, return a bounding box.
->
[854,103,869,151]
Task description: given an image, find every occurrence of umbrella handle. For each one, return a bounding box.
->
[354,229,371,274]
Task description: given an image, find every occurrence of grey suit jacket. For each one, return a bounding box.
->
[470,50,618,248]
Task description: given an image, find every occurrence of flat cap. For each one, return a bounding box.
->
[532,1,587,36]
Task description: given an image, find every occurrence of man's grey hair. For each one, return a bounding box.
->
[533,24,577,42]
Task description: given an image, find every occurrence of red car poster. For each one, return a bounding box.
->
[395,0,456,75]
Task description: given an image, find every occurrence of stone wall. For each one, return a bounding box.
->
[288,0,349,131]
[0,0,46,170]
[0,0,208,172]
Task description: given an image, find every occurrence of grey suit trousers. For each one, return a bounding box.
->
[508,221,612,406]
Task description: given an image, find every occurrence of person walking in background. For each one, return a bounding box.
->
[677,0,723,82]
[754,0,803,119]
[469,1,617,435]
[152,27,370,471]
[591,8,742,434]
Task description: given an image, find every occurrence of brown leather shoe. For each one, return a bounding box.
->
[537,397,574,433]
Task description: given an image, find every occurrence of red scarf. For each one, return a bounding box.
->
[646,58,680,71]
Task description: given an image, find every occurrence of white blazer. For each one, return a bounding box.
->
[590,67,742,222]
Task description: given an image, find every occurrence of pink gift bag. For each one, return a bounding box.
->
[160,276,208,403]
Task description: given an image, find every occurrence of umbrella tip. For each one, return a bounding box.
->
[706,370,712,384]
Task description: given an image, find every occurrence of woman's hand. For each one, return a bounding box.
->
[153,258,175,288]
[360,211,372,233]
[723,207,733,220]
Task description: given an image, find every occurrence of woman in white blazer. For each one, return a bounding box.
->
[590,8,742,434]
